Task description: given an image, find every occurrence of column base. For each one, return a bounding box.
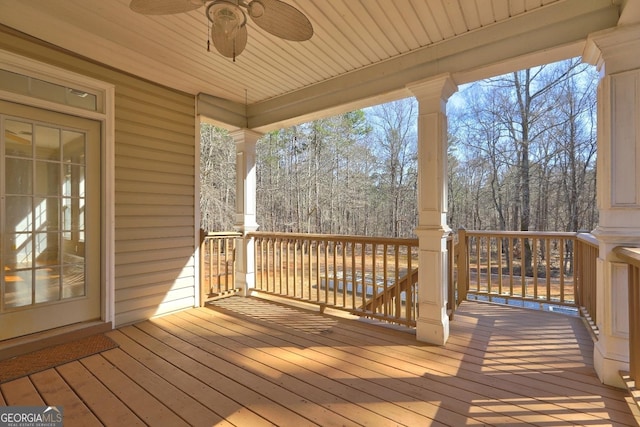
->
[594,339,628,388]
[234,271,255,296]
[416,314,449,346]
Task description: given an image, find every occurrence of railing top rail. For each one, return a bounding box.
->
[576,232,599,247]
[202,231,243,237]
[462,230,578,238]
[614,246,640,268]
[247,231,419,246]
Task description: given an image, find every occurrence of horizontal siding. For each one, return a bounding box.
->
[115,192,194,206]
[113,77,196,325]
[0,29,198,327]
[115,265,195,290]
[114,297,195,326]
[115,225,194,241]
[115,167,194,186]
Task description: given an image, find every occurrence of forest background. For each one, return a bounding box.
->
[200,58,599,238]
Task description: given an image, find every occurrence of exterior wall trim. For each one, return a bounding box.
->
[0,48,116,326]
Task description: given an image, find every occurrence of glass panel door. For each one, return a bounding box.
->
[1,101,100,340]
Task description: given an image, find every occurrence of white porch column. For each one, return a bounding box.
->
[231,129,262,295]
[407,74,458,345]
[584,23,640,387]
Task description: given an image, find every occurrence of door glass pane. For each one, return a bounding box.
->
[4,120,32,157]
[35,161,60,196]
[35,125,60,160]
[62,130,85,163]
[35,197,60,232]
[4,269,33,308]
[62,264,85,298]
[35,232,59,266]
[5,196,31,233]
[35,266,60,303]
[5,232,33,269]
[5,158,32,194]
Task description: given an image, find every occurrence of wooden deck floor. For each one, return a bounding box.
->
[1,297,638,426]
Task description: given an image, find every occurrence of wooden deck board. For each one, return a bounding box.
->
[1,376,45,406]
[151,314,363,427]
[205,298,625,425]
[176,309,452,426]
[0,298,637,426]
[110,326,273,427]
[55,360,146,426]
[129,320,321,427]
[100,344,229,427]
[30,369,102,427]
[79,353,190,426]
[183,306,528,425]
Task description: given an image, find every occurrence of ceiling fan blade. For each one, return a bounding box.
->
[129,0,204,15]
[247,0,313,41]
[212,24,248,60]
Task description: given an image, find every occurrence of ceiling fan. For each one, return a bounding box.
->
[129,0,313,61]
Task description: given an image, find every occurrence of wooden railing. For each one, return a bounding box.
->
[457,229,582,313]
[199,231,242,305]
[612,246,640,384]
[446,233,457,318]
[249,232,419,327]
[575,233,599,327]
[199,229,599,330]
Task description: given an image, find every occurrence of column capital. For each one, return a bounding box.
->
[584,23,640,74]
[407,73,458,107]
[230,128,263,145]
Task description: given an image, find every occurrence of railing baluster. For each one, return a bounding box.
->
[476,236,481,293]
[497,236,503,297]
[383,243,389,317]
[371,243,378,316]
[545,238,551,302]
[323,240,329,305]
[407,243,414,323]
[559,237,565,304]
[520,237,526,299]
[532,238,538,302]
[351,241,357,310]
[457,228,468,304]
[487,237,493,293]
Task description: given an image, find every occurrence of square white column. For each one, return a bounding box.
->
[231,129,262,295]
[584,23,640,387]
[407,74,457,345]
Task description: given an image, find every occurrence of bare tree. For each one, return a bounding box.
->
[199,124,235,231]
[368,98,418,237]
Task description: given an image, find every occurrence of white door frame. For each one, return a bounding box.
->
[0,49,115,329]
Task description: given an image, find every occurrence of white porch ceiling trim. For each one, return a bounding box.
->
[0,0,622,132]
[240,0,619,131]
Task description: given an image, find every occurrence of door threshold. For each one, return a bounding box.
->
[0,321,112,361]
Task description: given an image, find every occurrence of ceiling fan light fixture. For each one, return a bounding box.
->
[207,1,246,40]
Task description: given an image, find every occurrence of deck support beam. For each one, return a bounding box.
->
[584,23,640,388]
[231,129,261,295]
[408,74,457,346]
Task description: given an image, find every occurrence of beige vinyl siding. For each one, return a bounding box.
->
[0,28,198,327]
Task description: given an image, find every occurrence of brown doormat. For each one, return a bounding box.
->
[0,334,118,384]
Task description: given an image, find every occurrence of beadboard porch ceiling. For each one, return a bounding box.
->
[0,0,630,130]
